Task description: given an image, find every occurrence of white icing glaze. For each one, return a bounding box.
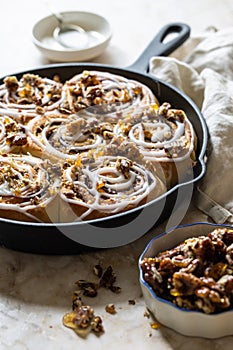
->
[0,182,13,196]
[0,119,6,141]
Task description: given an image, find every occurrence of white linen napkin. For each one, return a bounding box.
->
[149,26,233,224]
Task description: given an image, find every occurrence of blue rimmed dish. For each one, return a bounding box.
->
[139,222,233,338]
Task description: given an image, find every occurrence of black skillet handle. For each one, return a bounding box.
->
[128,23,190,73]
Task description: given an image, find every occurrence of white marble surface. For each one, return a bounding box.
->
[2,207,233,350]
[1,0,233,349]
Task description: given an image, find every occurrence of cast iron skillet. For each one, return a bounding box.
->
[0,23,208,254]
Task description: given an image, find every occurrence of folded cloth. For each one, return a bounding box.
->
[149,26,233,224]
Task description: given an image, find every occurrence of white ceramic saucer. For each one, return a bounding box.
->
[32,11,112,62]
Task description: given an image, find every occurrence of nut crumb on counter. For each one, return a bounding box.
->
[144,310,151,319]
[105,303,116,314]
[75,264,122,298]
[63,263,121,338]
[150,321,161,330]
[93,264,103,278]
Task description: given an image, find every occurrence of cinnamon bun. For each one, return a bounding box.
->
[62,70,159,121]
[0,154,60,222]
[59,155,166,222]
[0,73,65,122]
[26,115,108,161]
[114,103,197,187]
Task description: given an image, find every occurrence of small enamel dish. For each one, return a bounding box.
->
[32,11,112,62]
[139,222,233,338]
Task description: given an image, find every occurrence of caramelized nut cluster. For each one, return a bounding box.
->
[141,228,233,314]
[63,293,104,338]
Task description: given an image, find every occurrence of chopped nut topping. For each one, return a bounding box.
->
[96,180,106,193]
[106,138,143,163]
[141,228,233,314]
[6,133,27,146]
[116,157,133,179]
[4,76,19,92]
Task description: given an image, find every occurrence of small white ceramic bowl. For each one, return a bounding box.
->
[32,11,112,62]
[139,222,233,338]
